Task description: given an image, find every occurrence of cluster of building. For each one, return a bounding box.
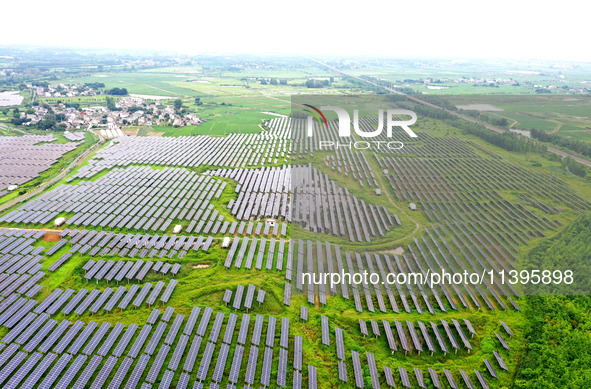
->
[20,95,202,136]
[31,83,101,98]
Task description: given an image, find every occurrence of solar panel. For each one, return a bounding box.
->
[162,306,175,322]
[183,335,203,373]
[196,341,216,381]
[366,353,379,389]
[145,321,168,355]
[431,322,449,354]
[280,317,289,348]
[97,322,124,356]
[212,343,230,382]
[23,319,57,352]
[228,344,244,384]
[124,354,150,389]
[169,334,189,371]
[90,355,118,389]
[244,345,259,384]
[237,314,250,345]
[415,367,426,388]
[16,313,50,345]
[495,332,510,350]
[112,323,138,357]
[428,368,442,389]
[293,370,302,389]
[209,312,225,343]
[444,369,458,389]
[321,316,330,346]
[146,344,170,383]
[108,356,133,389]
[83,321,111,355]
[232,285,244,310]
[4,351,43,389]
[359,320,368,336]
[244,284,255,310]
[184,306,201,336]
[128,324,152,358]
[351,350,364,388]
[459,369,475,389]
[160,279,178,303]
[176,372,190,389]
[278,347,288,387]
[72,354,102,389]
[299,306,308,322]
[165,313,184,345]
[475,370,490,389]
[307,364,317,389]
[223,313,238,345]
[38,353,72,389]
[256,289,266,305]
[399,367,411,388]
[493,351,508,371]
[146,309,160,325]
[197,307,213,336]
[54,354,87,389]
[74,289,100,315]
[132,283,151,308]
[407,321,423,353]
[293,336,302,371]
[499,320,514,337]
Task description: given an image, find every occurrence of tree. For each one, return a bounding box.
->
[106,87,128,96]
[174,99,183,110]
[194,97,202,106]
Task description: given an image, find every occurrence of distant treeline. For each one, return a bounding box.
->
[408,103,546,154]
[530,129,591,158]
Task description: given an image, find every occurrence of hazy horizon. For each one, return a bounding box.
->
[2,0,589,63]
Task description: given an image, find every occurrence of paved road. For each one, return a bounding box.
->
[310,58,591,168]
[0,127,105,213]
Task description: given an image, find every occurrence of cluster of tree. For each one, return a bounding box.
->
[84,82,105,90]
[106,96,119,111]
[36,113,66,131]
[530,129,591,158]
[514,215,591,388]
[65,102,80,110]
[562,156,588,178]
[106,87,128,95]
[305,79,330,88]
[174,99,183,110]
[463,111,509,127]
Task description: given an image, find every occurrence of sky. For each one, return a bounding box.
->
[1,0,589,62]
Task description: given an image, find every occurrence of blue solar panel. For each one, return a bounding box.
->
[244,345,259,385]
[169,334,189,371]
[183,306,201,336]
[145,322,168,355]
[54,354,87,389]
[183,335,203,373]
[146,344,170,383]
[112,323,138,357]
[128,324,152,358]
[196,341,215,381]
[37,353,72,389]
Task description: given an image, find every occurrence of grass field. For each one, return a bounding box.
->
[444,95,591,142]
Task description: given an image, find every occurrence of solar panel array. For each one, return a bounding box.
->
[0,135,79,194]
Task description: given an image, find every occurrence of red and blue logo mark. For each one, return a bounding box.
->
[303,104,328,128]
